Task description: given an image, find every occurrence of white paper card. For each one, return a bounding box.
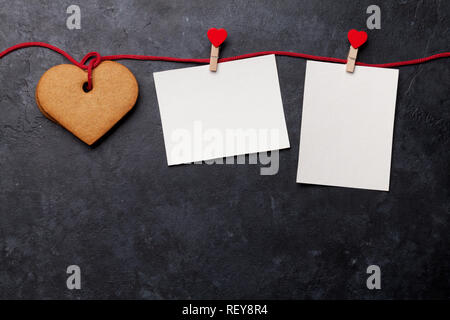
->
[154,55,290,165]
[297,61,399,191]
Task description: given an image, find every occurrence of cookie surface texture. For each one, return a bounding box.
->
[36,61,139,145]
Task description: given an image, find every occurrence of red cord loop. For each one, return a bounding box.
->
[80,52,102,91]
[80,51,102,68]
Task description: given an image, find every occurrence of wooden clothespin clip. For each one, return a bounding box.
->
[207,28,228,72]
[346,29,368,73]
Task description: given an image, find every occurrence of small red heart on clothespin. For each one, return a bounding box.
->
[347,29,368,49]
[207,28,228,47]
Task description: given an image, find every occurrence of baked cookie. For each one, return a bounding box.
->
[35,61,139,145]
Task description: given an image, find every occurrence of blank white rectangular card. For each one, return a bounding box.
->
[297,61,399,191]
[154,55,290,165]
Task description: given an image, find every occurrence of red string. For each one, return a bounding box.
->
[80,52,101,91]
[1,42,449,89]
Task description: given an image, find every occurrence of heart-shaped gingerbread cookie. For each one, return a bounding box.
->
[36,61,138,145]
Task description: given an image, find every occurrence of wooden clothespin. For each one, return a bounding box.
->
[207,28,228,72]
[346,29,368,73]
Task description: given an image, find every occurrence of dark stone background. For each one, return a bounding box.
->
[0,0,448,299]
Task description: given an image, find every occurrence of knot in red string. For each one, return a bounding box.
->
[80,52,102,91]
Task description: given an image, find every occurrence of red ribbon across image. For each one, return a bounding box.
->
[0,42,449,90]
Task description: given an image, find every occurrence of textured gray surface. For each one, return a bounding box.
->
[0,0,449,299]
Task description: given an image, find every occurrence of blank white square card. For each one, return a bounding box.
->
[297,61,399,191]
[154,55,290,165]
